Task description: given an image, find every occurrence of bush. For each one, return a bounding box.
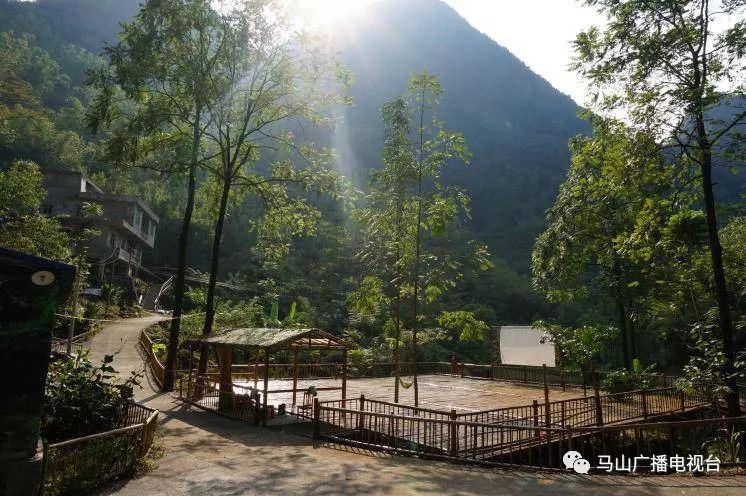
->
[601,369,653,398]
[703,427,745,463]
[151,343,166,361]
[43,352,142,443]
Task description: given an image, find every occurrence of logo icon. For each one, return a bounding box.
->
[573,458,591,474]
[563,451,591,474]
[31,270,55,286]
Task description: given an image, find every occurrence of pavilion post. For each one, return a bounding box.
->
[217,344,233,413]
[187,348,194,399]
[341,348,347,401]
[253,351,260,389]
[262,347,270,426]
[292,348,299,406]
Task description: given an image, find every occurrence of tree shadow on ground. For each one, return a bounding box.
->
[97,398,746,496]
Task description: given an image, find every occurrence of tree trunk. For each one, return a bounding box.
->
[697,118,740,415]
[629,311,637,363]
[163,107,201,391]
[616,294,631,370]
[197,169,232,376]
[412,216,420,408]
[410,86,426,407]
[613,262,631,370]
[393,192,404,403]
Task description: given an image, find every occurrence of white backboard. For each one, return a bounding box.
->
[499,325,555,367]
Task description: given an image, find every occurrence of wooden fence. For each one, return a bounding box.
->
[50,331,93,357]
[153,351,683,395]
[469,386,710,426]
[178,374,264,424]
[313,387,717,470]
[140,330,166,387]
[41,402,159,495]
[313,396,743,472]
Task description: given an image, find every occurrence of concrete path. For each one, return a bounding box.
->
[89,316,746,496]
[87,313,167,392]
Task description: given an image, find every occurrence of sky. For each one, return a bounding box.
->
[295,0,606,105]
[442,0,605,105]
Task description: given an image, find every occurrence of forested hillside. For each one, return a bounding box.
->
[0,0,590,272]
[0,0,583,337]
[333,0,589,269]
[1,0,743,380]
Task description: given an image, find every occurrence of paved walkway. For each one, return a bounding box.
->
[89,316,746,496]
[87,314,166,389]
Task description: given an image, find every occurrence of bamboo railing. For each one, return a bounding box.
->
[139,330,165,387]
[40,403,158,495]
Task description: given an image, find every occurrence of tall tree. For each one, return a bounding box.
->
[0,159,71,260]
[532,118,691,369]
[194,0,348,372]
[354,73,480,405]
[407,71,471,405]
[573,0,745,414]
[354,97,416,402]
[88,0,229,390]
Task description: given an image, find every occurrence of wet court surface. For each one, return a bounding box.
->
[235,374,586,412]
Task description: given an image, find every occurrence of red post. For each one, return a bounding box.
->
[291,348,299,406]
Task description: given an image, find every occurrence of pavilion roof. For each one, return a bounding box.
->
[197,327,348,351]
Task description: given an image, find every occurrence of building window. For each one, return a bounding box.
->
[133,206,143,231]
[108,232,118,248]
[42,204,54,215]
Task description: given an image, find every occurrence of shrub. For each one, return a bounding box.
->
[43,352,142,443]
[151,343,166,361]
[601,368,653,398]
[703,427,745,463]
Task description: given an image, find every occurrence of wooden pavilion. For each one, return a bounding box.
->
[194,328,349,424]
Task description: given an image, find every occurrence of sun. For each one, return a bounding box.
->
[291,0,372,30]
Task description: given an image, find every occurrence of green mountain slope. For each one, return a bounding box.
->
[1,0,590,275]
[331,0,589,270]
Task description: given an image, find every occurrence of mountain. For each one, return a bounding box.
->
[0,0,139,53]
[1,0,589,273]
[331,0,589,270]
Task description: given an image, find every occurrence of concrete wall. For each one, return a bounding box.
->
[42,171,155,272]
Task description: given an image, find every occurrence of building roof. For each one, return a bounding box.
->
[43,169,104,193]
[42,169,159,223]
[78,191,159,223]
[196,328,348,351]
